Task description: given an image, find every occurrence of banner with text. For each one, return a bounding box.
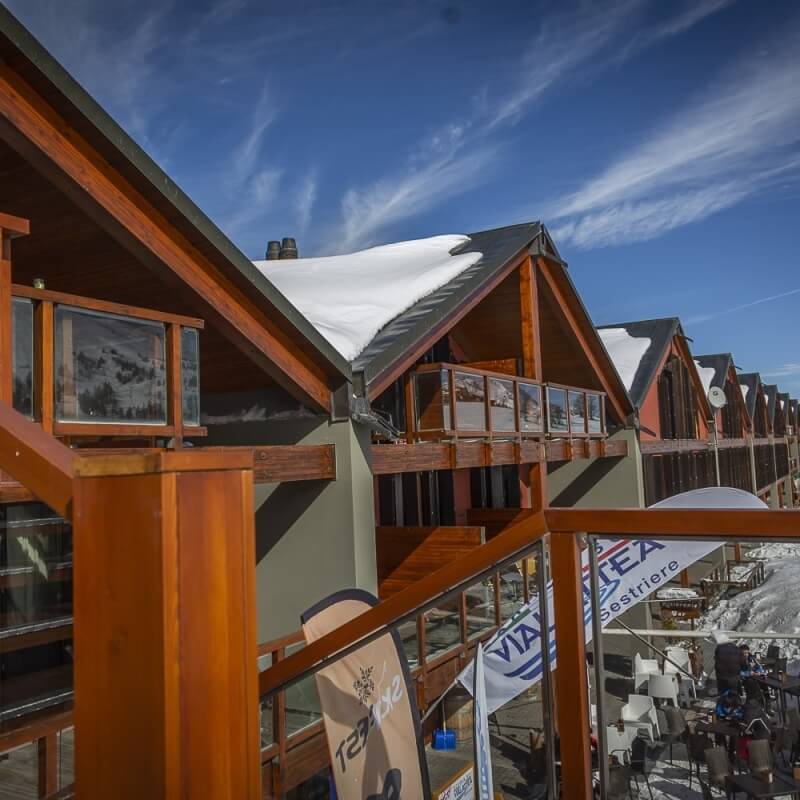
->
[302,589,430,800]
[459,487,767,714]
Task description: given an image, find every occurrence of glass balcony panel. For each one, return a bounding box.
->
[283,641,322,736]
[499,564,525,622]
[259,652,274,747]
[519,382,543,433]
[11,298,33,418]
[424,598,461,658]
[181,327,200,427]
[546,387,569,434]
[466,578,495,639]
[54,306,167,425]
[569,390,587,434]
[454,372,486,431]
[587,393,603,434]
[396,617,420,668]
[414,370,451,432]
[489,377,516,432]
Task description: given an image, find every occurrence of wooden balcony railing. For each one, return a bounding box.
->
[411,362,606,442]
[10,284,205,443]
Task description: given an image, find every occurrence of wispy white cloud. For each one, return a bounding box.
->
[762,364,800,379]
[551,20,800,248]
[336,0,730,251]
[231,82,278,186]
[221,167,284,236]
[294,170,318,234]
[684,287,800,326]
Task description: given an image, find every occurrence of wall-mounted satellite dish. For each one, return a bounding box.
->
[708,386,727,409]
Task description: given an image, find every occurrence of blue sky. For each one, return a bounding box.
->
[7,0,800,393]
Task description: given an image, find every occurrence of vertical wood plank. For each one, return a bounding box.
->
[36,733,58,798]
[34,301,54,433]
[166,323,183,446]
[519,257,542,381]
[550,532,593,800]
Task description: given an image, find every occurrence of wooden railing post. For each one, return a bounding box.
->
[72,450,259,800]
[550,531,593,800]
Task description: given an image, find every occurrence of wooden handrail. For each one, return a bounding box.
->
[0,402,74,517]
[258,510,549,696]
[544,507,800,537]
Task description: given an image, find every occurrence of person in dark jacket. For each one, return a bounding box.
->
[713,631,744,693]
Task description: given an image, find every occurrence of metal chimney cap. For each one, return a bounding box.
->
[279,237,298,259]
[265,241,281,260]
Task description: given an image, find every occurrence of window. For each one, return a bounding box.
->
[11,298,33,418]
[546,386,569,434]
[54,306,167,424]
[454,371,485,431]
[519,382,543,433]
[181,327,200,426]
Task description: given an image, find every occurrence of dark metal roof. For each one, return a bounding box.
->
[693,353,733,393]
[352,222,543,390]
[737,373,762,420]
[0,4,350,381]
[596,318,681,410]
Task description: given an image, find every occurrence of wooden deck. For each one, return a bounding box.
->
[0,728,72,799]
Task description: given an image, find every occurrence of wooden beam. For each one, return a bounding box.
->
[550,532,592,800]
[0,66,333,412]
[251,444,336,483]
[0,211,30,237]
[72,450,260,800]
[519,257,542,381]
[0,402,74,517]
[536,258,629,425]
[37,733,59,799]
[34,300,54,434]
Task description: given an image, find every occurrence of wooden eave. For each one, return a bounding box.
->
[727,364,752,434]
[0,14,349,412]
[535,254,633,425]
[675,333,712,426]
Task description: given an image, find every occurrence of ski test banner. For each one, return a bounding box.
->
[460,488,767,714]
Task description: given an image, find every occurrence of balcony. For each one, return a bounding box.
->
[411,362,606,442]
[10,285,204,441]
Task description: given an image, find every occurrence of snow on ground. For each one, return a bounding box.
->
[598,328,652,392]
[693,361,716,396]
[699,543,800,670]
[254,235,482,361]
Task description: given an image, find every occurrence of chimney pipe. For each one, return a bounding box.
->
[265,241,281,260]
[279,237,298,259]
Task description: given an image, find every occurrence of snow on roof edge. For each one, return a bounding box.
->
[253,235,482,362]
[597,327,652,393]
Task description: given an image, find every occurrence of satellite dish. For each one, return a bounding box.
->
[708,386,727,409]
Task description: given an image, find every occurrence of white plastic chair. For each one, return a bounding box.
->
[633,652,659,691]
[664,646,691,672]
[621,694,660,741]
[648,673,679,707]
[664,648,697,706]
[605,725,636,757]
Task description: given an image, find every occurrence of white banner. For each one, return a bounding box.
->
[473,643,494,800]
[460,488,768,714]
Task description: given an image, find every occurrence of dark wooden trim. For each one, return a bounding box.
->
[34,300,54,434]
[12,284,204,329]
[53,422,178,438]
[640,438,709,454]
[0,622,72,654]
[0,708,73,755]
[0,211,30,237]
[251,445,336,482]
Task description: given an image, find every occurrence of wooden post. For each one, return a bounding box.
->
[34,300,54,433]
[550,532,593,800]
[166,323,183,446]
[0,214,30,405]
[72,450,260,800]
[37,733,58,798]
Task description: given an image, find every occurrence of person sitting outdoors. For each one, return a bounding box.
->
[716,689,744,723]
[740,644,766,678]
[713,630,744,694]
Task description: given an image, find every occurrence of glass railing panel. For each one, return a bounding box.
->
[465,577,495,639]
[454,371,485,431]
[396,617,419,668]
[546,386,569,434]
[283,641,322,736]
[180,327,200,427]
[259,652,275,747]
[12,297,34,419]
[54,305,167,424]
[519,381,543,433]
[424,597,461,659]
[499,564,526,622]
[569,389,587,434]
[489,377,515,432]
[414,369,451,432]
[587,393,603,434]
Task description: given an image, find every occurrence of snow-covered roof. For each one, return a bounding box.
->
[254,235,482,361]
[596,327,651,393]
[741,384,749,401]
[693,360,716,397]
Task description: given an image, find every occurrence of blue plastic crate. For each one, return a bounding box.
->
[432,728,456,750]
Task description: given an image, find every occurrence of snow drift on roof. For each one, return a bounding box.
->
[693,360,716,396]
[741,384,749,401]
[253,235,482,361]
[597,327,651,392]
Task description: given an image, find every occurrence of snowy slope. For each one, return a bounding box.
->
[254,235,483,361]
[597,327,651,392]
[699,543,800,669]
